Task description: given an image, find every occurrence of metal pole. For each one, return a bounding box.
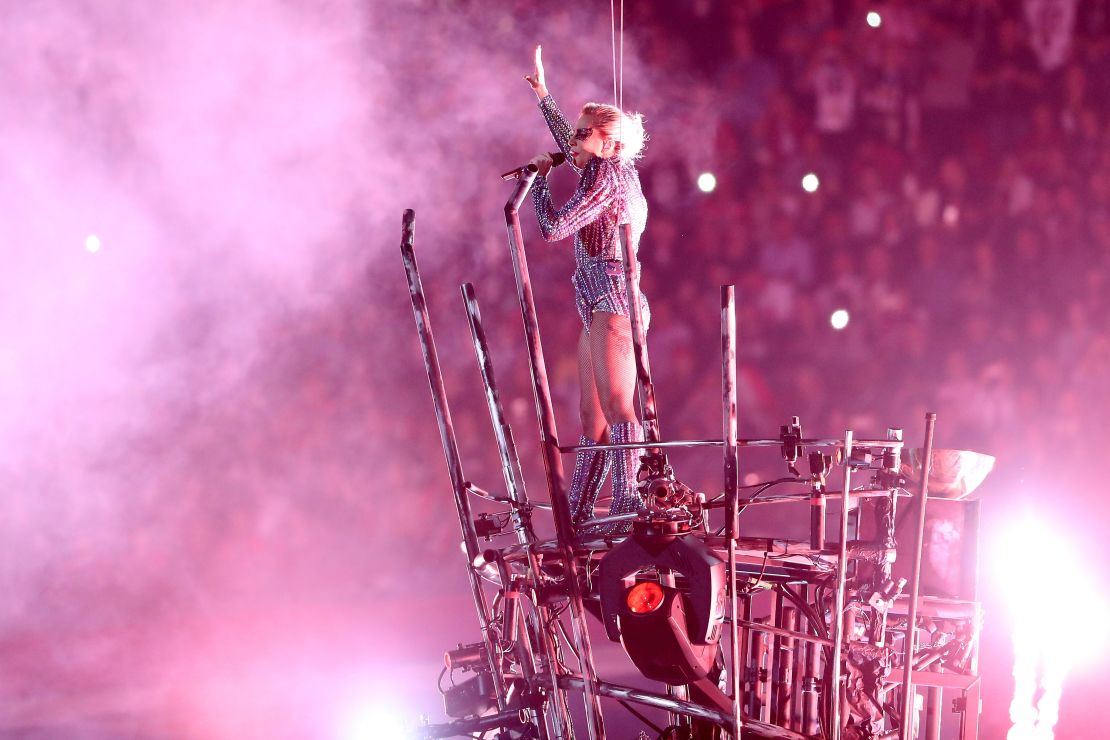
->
[791,602,807,732]
[557,437,905,453]
[462,283,565,739]
[752,622,770,722]
[558,676,733,727]
[398,209,506,709]
[829,430,855,740]
[802,637,820,735]
[461,282,533,535]
[769,589,782,723]
[777,607,797,729]
[900,412,938,740]
[925,686,942,740]
[722,285,743,739]
[810,491,826,551]
[735,619,834,648]
[504,176,606,737]
[618,223,660,445]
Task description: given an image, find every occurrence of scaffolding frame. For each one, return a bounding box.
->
[399,194,982,739]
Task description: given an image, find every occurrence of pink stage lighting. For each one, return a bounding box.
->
[340,701,409,740]
[993,515,1110,740]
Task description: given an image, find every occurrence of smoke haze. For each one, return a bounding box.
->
[0,0,653,734]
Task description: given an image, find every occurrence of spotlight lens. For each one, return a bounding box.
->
[627,581,665,613]
[867,11,882,27]
[830,309,850,330]
[802,173,820,192]
[696,172,717,193]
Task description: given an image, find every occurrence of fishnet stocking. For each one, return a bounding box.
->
[588,312,638,425]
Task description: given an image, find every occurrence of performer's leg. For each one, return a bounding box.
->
[577,327,608,439]
[568,327,611,524]
[589,311,643,532]
[589,312,639,425]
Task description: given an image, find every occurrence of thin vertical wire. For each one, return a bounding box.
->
[618,0,624,113]
[616,0,624,166]
[610,0,618,107]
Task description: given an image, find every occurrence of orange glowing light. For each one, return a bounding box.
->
[626,582,665,613]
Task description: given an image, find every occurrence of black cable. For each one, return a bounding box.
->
[737,478,809,516]
[719,481,799,539]
[737,552,770,595]
[437,665,450,695]
[710,476,803,502]
[713,478,809,535]
[778,583,828,640]
[617,699,664,735]
[555,612,580,663]
[465,481,512,503]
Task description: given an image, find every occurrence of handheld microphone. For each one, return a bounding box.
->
[500,152,567,181]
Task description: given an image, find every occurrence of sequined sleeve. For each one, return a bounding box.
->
[532,162,619,243]
[539,95,582,174]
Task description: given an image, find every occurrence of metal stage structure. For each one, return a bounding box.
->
[398,169,990,739]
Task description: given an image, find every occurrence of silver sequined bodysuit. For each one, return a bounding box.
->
[532,95,650,332]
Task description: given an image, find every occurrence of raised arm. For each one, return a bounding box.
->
[532,163,618,242]
[525,45,581,173]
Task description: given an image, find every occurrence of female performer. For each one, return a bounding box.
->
[524,45,649,533]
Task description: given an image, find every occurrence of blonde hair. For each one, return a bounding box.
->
[580,102,647,162]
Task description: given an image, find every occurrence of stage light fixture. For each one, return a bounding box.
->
[597,528,727,704]
[831,308,849,329]
[867,11,882,27]
[697,172,717,193]
[444,641,488,671]
[443,671,497,719]
[626,581,665,614]
[599,532,725,645]
[617,582,720,686]
[802,172,820,192]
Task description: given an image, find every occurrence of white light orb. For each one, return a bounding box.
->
[866,11,882,27]
[85,234,101,254]
[801,173,820,193]
[942,204,960,226]
[830,309,850,330]
[697,172,717,193]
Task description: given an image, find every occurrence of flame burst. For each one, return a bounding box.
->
[998,516,1108,740]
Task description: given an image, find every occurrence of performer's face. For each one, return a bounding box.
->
[569,114,607,168]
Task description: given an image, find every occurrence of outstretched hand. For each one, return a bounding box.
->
[524,45,548,98]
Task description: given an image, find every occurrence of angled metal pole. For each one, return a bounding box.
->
[900,412,938,740]
[462,282,568,740]
[721,285,743,739]
[618,223,661,445]
[829,430,855,740]
[505,176,606,738]
[461,283,535,540]
[398,209,506,709]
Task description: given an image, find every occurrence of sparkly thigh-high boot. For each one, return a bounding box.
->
[594,420,644,534]
[567,435,611,526]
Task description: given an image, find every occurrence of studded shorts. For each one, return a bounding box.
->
[572,260,650,333]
